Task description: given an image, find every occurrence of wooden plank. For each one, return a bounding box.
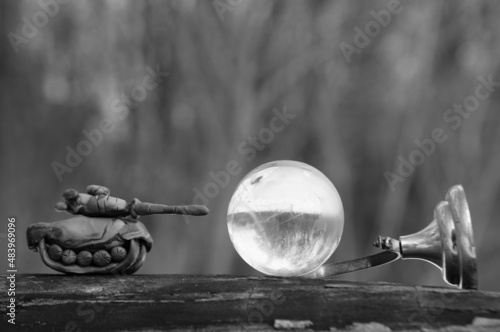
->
[1,274,500,331]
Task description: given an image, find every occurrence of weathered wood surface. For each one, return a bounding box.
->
[1,274,500,331]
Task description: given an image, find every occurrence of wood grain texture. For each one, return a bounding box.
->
[1,274,499,331]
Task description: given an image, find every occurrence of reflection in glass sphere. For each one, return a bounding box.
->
[227,160,344,276]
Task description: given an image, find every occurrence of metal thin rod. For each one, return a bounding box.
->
[303,251,401,278]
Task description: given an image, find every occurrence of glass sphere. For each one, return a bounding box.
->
[227,160,344,276]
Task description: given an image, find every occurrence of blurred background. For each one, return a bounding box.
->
[1,0,499,291]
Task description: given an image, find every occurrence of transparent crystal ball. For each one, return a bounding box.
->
[227,160,344,276]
